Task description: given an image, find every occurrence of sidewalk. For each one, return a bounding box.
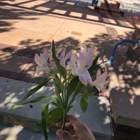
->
[0,0,108,84]
[0,0,140,139]
[0,0,135,84]
[1,0,139,28]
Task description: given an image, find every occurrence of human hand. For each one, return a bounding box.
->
[56,115,96,140]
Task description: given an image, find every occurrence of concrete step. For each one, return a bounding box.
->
[0,124,58,140]
[106,49,140,129]
[110,88,140,129]
[94,6,124,16]
[100,0,120,10]
[0,77,113,140]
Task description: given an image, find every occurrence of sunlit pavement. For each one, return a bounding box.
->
[0,0,140,140]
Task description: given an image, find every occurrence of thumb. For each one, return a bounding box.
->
[56,130,75,140]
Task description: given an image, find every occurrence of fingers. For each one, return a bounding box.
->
[56,121,62,128]
[56,122,73,132]
[56,115,80,128]
[66,115,80,125]
[65,123,73,132]
[56,130,75,140]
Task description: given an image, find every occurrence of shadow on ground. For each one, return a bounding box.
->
[0,0,137,30]
[0,1,140,138]
[0,30,139,134]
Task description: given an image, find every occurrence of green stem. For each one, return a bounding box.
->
[68,82,83,107]
[62,109,67,130]
[61,81,68,130]
[61,73,73,130]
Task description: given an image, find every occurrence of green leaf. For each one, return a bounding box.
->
[12,96,51,110]
[53,74,64,107]
[87,87,96,96]
[69,82,85,106]
[51,101,62,108]
[51,40,66,79]
[47,108,63,126]
[80,92,89,113]
[54,79,60,95]
[41,103,49,140]
[55,96,63,106]
[69,84,85,110]
[73,82,85,98]
[21,77,51,102]
[88,56,99,75]
[89,92,95,96]
[67,76,79,98]
[54,74,62,95]
[51,40,57,60]
[35,123,41,130]
[67,105,73,112]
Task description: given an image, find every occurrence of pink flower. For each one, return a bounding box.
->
[34,50,50,75]
[80,45,97,69]
[68,52,92,85]
[91,69,108,92]
[58,47,72,68]
[48,45,71,68]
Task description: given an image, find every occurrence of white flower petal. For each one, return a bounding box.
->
[78,73,88,85]
[60,59,65,68]
[59,48,66,58]
[65,51,72,60]
[34,54,41,65]
[101,71,107,80]
[96,69,101,78]
[71,53,77,61]
[80,45,87,55]
[78,70,92,85]
[34,66,43,75]
[68,61,78,75]
[83,70,92,83]
[42,50,49,59]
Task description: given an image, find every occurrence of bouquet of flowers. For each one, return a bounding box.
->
[12,41,108,140]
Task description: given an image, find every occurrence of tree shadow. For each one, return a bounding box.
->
[0,34,113,139]
[0,19,140,139]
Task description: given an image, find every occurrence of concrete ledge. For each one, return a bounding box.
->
[0,124,58,140]
[0,77,113,140]
[110,89,140,129]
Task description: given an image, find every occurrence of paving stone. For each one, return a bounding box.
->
[37,15,66,27]
[7,72,19,80]
[0,77,113,140]
[14,73,30,82]
[105,27,118,40]
[102,17,111,24]
[0,43,18,52]
[0,51,32,73]
[0,70,14,79]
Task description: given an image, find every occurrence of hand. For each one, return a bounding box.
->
[56,115,96,140]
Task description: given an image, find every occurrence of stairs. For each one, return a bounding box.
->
[95,0,124,16]
[100,0,120,10]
